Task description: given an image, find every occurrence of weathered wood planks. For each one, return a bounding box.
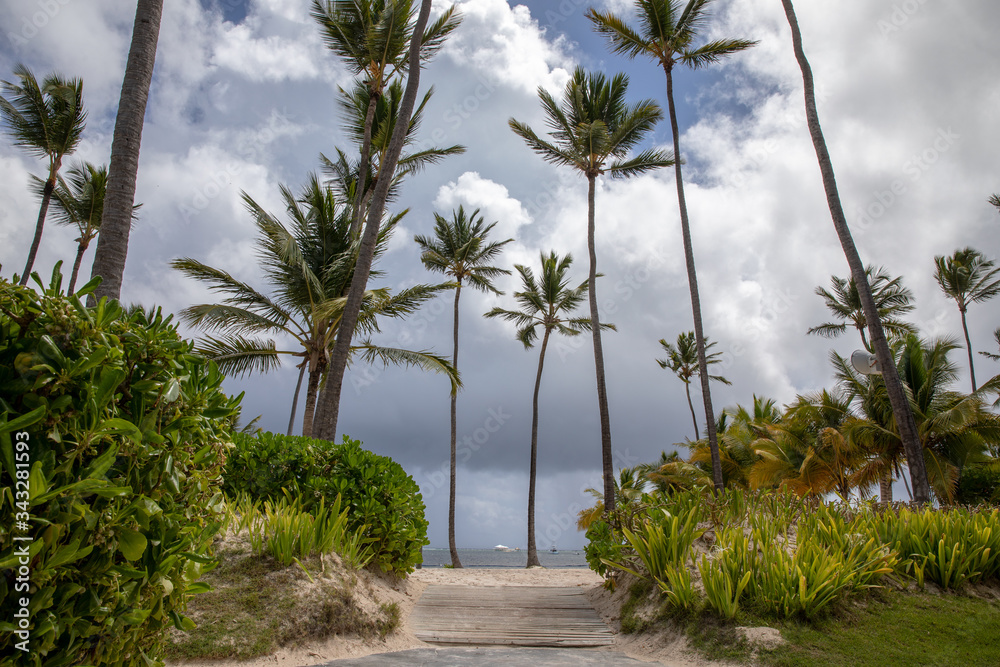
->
[410,585,614,647]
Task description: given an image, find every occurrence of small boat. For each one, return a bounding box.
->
[549,544,558,553]
[494,544,515,552]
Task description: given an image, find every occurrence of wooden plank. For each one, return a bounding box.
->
[410,584,614,647]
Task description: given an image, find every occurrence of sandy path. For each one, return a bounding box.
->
[167,567,738,667]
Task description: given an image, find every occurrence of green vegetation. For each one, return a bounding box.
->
[224,430,429,576]
[0,272,240,665]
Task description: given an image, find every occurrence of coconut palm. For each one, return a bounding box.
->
[576,467,651,531]
[30,162,139,294]
[311,0,457,443]
[933,248,1000,392]
[835,336,1000,502]
[689,396,779,489]
[807,266,916,350]
[990,194,1000,213]
[0,64,86,285]
[753,390,865,500]
[90,0,162,302]
[311,0,459,237]
[587,0,755,494]
[656,332,731,439]
[510,67,673,512]
[322,78,464,212]
[172,175,458,438]
[777,0,930,503]
[485,251,612,567]
[415,206,513,568]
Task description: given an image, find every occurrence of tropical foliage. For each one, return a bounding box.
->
[486,251,609,566]
[656,332,730,440]
[172,175,457,438]
[807,266,916,350]
[415,206,512,567]
[0,269,240,665]
[510,65,673,511]
[0,64,86,286]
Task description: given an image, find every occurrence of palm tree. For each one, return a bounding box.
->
[415,206,513,568]
[807,266,916,350]
[0,64,86,285]
[90,0,163,302]
[311,0,458,442]
[753,390,865,500]
[325,79,464,218]
[311,0,460,237]
[485,251,611,567]
[688,396,779,489]
[933,248,1000,392]
[777,0,930,504]
[989,194,1000,213]
[31,162,139,294]
[173,175,458,437]
[587,0,755,494]
[981,328,1000,362]
[656,332,731,439]
[836,336,1000,502]
[510,67,673,512]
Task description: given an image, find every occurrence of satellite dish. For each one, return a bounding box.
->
[850,350,881,375]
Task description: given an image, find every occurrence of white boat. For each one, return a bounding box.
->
[494,544,514,552]
[549,544,558,553]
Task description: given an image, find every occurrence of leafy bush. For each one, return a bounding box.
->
[224,431,428,575]
[583,519,620,578]
[0,272,241,666]
[955,463,1000,505]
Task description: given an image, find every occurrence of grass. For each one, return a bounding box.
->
[684,589,1000,667]
[164,542,399,661]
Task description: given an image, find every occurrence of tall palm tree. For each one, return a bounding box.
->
[311,0,458,442]
[807,266,916,350]
[311,0,460,237]
[0,64,86,285]
[836,336,1000,502]
[588,0,755,493]
[485,251,611,567]
[31,162,139,294]
[173,175,457,437]
[933,248,1000,392]
[415,206,512,568]
[656,332,730,439]
[510,67,673,512]
[322,78,464,213]
[90,0,163,302]
[777,0,930,504]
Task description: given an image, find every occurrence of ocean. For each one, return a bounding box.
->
[419,547,589,569]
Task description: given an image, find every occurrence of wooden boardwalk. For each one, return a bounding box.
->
[410,585,614,647]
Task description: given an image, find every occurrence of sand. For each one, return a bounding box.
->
[166,566,742,667]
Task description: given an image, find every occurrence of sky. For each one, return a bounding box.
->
[1,0,998,550]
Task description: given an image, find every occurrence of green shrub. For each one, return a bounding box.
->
[224,431,428,576]
[955,463,1000,505]
[583,519,621,578]
[0,272,241,666]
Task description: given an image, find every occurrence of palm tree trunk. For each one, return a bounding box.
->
[90,0,163,302]
[779,0,930,504]
[959,307,977,391]
[879,470,893,504]
[448,282,463,567]
[664,64,723,492]
[21,173,55,286]
[67,240,87,294]
[301,363,323,439]
[526,328,551,568]
[684,382,698,440]
[287,362,306,436]
[587,173,615,514]
[350,92,379,239]
[312,0,433,443]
